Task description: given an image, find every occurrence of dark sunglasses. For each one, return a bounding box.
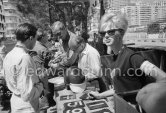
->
[99,29,123,37]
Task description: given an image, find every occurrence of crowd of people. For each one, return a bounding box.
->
[0,11,165,113]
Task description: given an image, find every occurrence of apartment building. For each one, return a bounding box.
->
[0,0,5,38]
[87,0,100,41]
[121,3,139,26]
[3,0,22,39]
[152,1,166,22]
[123,0,166,26]
[137,2,152,26]
[104,0,130,13]
[125,2,152,26]
[88,0,100,32]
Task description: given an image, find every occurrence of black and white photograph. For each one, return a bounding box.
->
[0,0,166,113]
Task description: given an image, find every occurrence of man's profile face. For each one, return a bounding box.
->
[29,35,37,50]
[46,32,52,41]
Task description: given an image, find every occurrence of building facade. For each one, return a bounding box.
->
[87,0,100,41]
[121,4,139,26]
[0,0,5,38]
[123,1,166,26]
[104,0,130,13]
[3,0,22,40]
[152,1,166,22]
[137,2,152,26]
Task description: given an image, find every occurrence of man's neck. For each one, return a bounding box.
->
[16,41,26,48]
[16,41,29,52]
[62,41,69,52]
[112,43,123,55]
[64,31,70,42]
[62,31,70,52]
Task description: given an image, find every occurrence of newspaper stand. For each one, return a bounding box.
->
[54,84,142,113]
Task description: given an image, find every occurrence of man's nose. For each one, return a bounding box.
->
[103,36,108,43]
[105,33,110,39]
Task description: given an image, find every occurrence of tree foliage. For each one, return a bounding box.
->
[16,0,50,29]
[16,0,90,33]
[147,23,160,34]
[48,0,90,33]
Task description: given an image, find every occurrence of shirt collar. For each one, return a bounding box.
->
[15,44,29,53]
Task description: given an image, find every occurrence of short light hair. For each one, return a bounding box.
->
[99,12,128,32]
[51,21,65,32]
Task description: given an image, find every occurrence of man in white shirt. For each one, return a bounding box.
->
[68,32,102,81]
[3,23,44,113]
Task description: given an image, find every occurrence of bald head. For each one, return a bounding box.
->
[51,21,68,41]
[99,12,128,32]
[51,21,65,31]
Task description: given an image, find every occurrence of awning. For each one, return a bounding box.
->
[55,0,89,3]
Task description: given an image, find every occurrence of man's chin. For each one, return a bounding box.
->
[105,42,113,46]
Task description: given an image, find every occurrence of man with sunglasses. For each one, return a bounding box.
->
[89,12,166,113]
[68,31,102,81]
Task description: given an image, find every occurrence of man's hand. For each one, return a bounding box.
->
[88,91,102,99]
[48,62,59,68]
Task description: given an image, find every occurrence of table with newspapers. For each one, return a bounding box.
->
[54,88,115,113]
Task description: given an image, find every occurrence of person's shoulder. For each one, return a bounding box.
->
[126,47,145,63]
[20,54,37,67]
[68,30,77,37]
[124,47,135,54]
[4,48,15,60]
[119,47,137,60]
[86,43,100,55]
[33,41,47,53]
[125,47,143,57]
[21,54,32,60]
